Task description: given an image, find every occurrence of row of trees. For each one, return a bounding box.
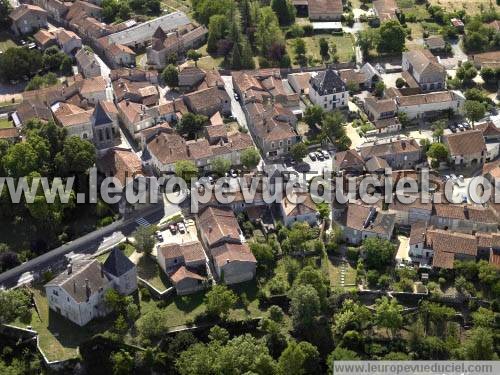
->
[195,0,296,69]
[357,20,406,58]
[0,45,72,82]
[101,0,161,23]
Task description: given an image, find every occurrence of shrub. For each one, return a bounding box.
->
[302,24,313,36]
[366,270,379,288]
[395,77,406,88]
[117,242,126,251]
[140,287,151,301]
[346,247,359,262]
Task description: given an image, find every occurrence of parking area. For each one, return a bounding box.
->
[152,219,198,256]
[283,149,335,179]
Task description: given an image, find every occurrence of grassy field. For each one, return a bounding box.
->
[0,31,16,52]
[286,34,355,68]
[327,256,357,288]
[189,44,225,70]
[96,244,135,263]
[397,0,430,21]
[162,0,192,13]
[429,0,500,15]
[0,118,13,129]
[13,288,114,361]
[136,254,172,292]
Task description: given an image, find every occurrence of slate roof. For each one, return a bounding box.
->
[45,260,111,303]
[93,100,113,126]
[309,68,346,96]
[102,248,135,277]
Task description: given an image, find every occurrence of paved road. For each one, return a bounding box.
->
[0,203,181,289]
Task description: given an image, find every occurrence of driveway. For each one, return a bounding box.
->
[221,75,247,129]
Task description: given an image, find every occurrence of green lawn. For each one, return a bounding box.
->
[137,280,265,330]
[162,0,192,13]
[136,254,172,292]
[286,34,355,68]
[13,288,115,361]
[96,244,136,263]
[0,118,13,129]
[396,0,430,21]
[327,256,357,288]
[189,44,225,71]
[0,31,16,52]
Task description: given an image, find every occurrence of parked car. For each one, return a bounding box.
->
[178,222,186,233]
[234,93,239,101]
[457,124,464,131]
[462,123,470,130]
[449,124,457,133]
[308,152,317,161]
[322,150,330,159]
[155,231,164,242]
[230,169,238,178]
[168,223,177,234]
[315,152,324,161]
[459,175,464,182]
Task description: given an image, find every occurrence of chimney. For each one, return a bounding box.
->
[208,225,212,233]
[67,263,72,275]
[126,99,129,106]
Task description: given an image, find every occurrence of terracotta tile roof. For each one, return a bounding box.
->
[146,130,188,165]
[10,4,47,21]
[373,0,398,21]
[183,86,229,116]
[365,155,389,172]
[211,242,257,266]
[78,76,106,94]
[0,127,19,139]
[308,0,342,15]
[343,202,395,236]
[374,117,400,130]
[157,99,188,116]
[209,112,224,126]
[426,228,478,256]
[389,193,433,213]
[101,100,118,115]
[118,100,152,124]
[476,232,493,248]
[489,248,500,268]
[159,241,206,264]
[45,260,111,303]
[97,147,147,186]
[198,206,241,247]
[433,204,466,220]
[170,265,205,283]
[476,121,500,137]
[445,129,486,157]
[482,160,500,179]
[339,69,367,85]
[488,20,500,31]
[281,192,317,218]
[108,43,136,57]
[425,35,445,49]
[360,138,421,159]
[15,100,53,124]
[34,29,55,46]
[472,51,500,68]
[53,102,93,127]
[409,221,427,245]
[334,149,365,171]
[246,102,296,142]
[56,28,80,45]
[364,97,397,114]
[403,49,444,76]
[466,205,497,224]
[432,250,455,269]
[397,91,456,107]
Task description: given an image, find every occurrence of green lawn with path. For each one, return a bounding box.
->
[0,118,13,129]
